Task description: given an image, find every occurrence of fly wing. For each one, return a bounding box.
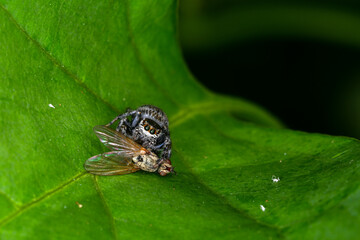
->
[84,151,140,175]
[93,125,144,156]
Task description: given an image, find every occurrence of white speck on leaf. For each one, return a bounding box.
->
[260,205,266,212]
[48,104,55,109]
[122,98,126,101]
[64,205,67,209]
[76,201,83,208]
[272,175,280,183]
[284,152,287,156]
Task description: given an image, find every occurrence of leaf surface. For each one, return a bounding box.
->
[0,0,359,239]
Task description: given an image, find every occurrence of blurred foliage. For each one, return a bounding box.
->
[180,0,360,139]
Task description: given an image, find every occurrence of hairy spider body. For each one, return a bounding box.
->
[106,105,173,175]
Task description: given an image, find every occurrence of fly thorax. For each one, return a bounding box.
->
[132,154,159,172]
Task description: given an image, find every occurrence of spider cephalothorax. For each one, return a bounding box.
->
[106,105,172,165]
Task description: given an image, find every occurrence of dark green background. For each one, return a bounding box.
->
[180,0,360,139]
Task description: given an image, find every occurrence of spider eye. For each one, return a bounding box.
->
[150,129,155,134]
[144,125,150,131]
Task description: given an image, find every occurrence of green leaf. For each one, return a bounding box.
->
[180,2,360,51]
[0,0,359,239]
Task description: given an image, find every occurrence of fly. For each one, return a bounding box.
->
[84,125,175,176]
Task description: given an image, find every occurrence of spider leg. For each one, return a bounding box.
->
[105,115,121,127]
[105,110,137,130]
[153,142,165,149]
[116,110,137,132]
[123,118,132,128]
[131,112,142,128]
[117,118,132,136]
[160,135,172,160]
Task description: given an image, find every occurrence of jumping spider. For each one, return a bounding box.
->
[106,105,173,172]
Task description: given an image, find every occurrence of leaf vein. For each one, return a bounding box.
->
[170,99,283,128]
[174,150,285,238]
[0,172,87,228]
[0,191,19,209]
[123,0,180,107]
[0,4,120,114]
[92,176,118,240]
